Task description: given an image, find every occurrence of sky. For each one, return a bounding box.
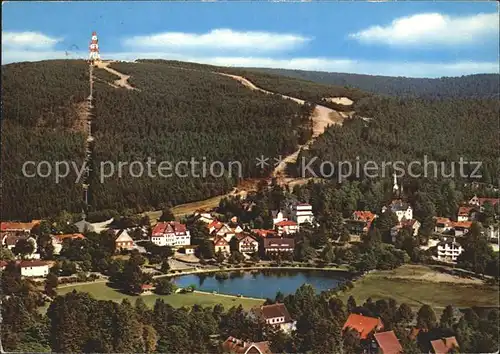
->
[2,1,499,77]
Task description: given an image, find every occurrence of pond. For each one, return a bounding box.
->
[172,269,351,299]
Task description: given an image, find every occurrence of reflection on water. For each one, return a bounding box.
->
[173,269,350,299]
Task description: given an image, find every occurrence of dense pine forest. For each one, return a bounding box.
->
[293,96,499,183]
[2,59,498,220]
[1,60,88,220]
[250,68,500,99]
[89,61,312,213]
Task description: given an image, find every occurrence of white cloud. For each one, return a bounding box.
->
[2,49,497,78]
[349,12,499,46]
[123,29,311,52]
[2,31,61,49]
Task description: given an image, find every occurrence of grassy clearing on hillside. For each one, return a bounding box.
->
[144,194,225,223]
[56,282,264,309]
[341,265,499,310]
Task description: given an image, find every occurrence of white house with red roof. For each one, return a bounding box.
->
[213,236,230,254]
[151,221,190,247]
[275,220,298,236]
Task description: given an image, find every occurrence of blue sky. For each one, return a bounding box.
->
[2,1,499,77]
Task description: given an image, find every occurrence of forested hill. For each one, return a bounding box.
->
[2,59,497,220]
[2,60,88,220]
[1,60,315,220]
[247,68,499,99]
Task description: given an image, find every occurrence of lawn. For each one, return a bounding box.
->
[341,265,499,311]
[56,282,264,309]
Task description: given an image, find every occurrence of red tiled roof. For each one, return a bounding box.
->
[141,284,154,290]
[353,211,376,222]
[213,236,229,246]
[152,221,187,236]
[451,221,472,229]
[253,303,293,323]
[207,220,223,229]
[236,233,256,242]
[251,229,277,238]
[2,233,33,246]
[0,221,39,232]
[430,337,459,354]
[478,198,499,206]
[222,337,271,354]
[343,314,384,339]
[53,233,85,243]
[374,331,402,354]
[19,260,49,268]
[275,220,297,227]
[458,206,475,216]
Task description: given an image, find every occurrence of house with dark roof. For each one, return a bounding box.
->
[374,331,403,354]
[221,336,271,354]
[251,303,296,334]
[342,313,384,340]
[235,234,259,254]
[382,200,413,222]
[430,336,459,354]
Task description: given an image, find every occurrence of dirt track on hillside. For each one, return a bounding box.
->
[96,61,136,90]
[217,72,345,181]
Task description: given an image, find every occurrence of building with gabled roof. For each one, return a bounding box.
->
[342,313,384,339]
[382,200,412,222]
[251,229,277,238]
[251,303,296,334]
[221,336,271,354]
[151,221,190,247]
[51,233,85,255]
[430,336,459,354]
[0,220,40,234]
[263,238,294,254]
[214,236,230,254]
[235,233,259,254]
[436,238,463,262]
[374,331,403,354]
[275,220,298,236]
[115,229,135,251]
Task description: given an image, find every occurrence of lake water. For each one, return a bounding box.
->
[172,269,350,299]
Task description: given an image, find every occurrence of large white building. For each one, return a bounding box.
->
[437,238,463,262]
[151,221,190,247]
